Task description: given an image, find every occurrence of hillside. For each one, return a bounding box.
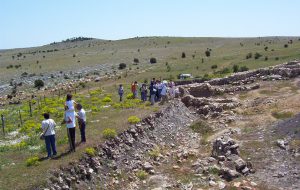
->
[0,36,300,190]
[0,36,299,96]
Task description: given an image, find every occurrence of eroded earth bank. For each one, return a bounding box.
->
[46,61,300,190]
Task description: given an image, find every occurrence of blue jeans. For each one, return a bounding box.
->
[141,92,147,101]
[45,135,57,157]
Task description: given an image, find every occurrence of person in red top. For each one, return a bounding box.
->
[131,81,138,98]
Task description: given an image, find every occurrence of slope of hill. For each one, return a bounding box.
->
[0,36,299,96]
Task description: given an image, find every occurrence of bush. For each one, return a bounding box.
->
[239,66,249,72]
[254,52,262,59]
[85,147,96,157]
[233,65,239,73]
[34,79,44,89]
[149,147,160,158]
[219,67,231,74]
[181,52,186,58]
[272,111,293,119]
[102,96,112,103]
[118,63,127,70]
[26,156,40,167]
[133,58,139,63]
[150,57,157,64]
[136,170,148,180]
[246,52,252,59]
[128,116,141,124]
[284,44,288,48]
[275,57,279,60]
[126,93,134,99]
[102,128,117,139]
[211,65,218,69]
[265,56,268,61]
[205,49,211,57]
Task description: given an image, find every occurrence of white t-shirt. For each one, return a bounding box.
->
[77,109,86,122]
[41,119,56,136]
[65,100,75,111]
[65,111,76,128]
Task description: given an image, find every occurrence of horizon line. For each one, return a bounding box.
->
[1,35,299,51]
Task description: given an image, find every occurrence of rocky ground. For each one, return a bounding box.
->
[43,60,300,190]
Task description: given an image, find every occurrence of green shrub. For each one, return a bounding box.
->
[102,96,112,103]
[89,89,102,96]
[102,128,117,139]
[85,147,96,157]
[136,170,148,180]
[239,66,249,72]
[272,111,294,119]
[254,52,262,59]
[128,116,141,124]
[91,106,101,112]
[34,79,44,89]
[148,147,160,158]
[26,156,40,167]
[14,141,28,149]
[20,120,39,133]
[211,65,218,69]
[233,65,239,73]
[246,52,252,59]
[126,93,134,99]
[150,57,157,64]
[205,49,211,57]
[118,63,127,70]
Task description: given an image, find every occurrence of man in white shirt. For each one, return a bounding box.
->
[41,113,57,158]
[76,104,86,143]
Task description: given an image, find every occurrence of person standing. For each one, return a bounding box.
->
[140,84,148,102]
[133,81,139,98]
[41,113,57,159]
[65,94,76,152]
[169,80,175,98]
[149,81,156,105]
[118,84,124,102]
[76,104,86,143]
[160,83,168,105]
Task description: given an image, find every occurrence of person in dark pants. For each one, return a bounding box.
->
[76,104,86,143]
[41,113,57,158]
[118,84,124,102]
[65,106,76,152]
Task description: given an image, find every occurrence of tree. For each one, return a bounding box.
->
[150,57,157,64]
[181,52,186,58]
[254,52,262,59]
[133,58,139,63]
[211,65,218,69]
[284,44,288,48]
[233,65,239,73]
[118,63,127,70]
[205,49,211,57]
[246,52,252,59]
[34,79,44,90]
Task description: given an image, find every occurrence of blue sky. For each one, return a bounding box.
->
[1,0,299,49]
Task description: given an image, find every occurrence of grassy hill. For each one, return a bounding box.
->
[0,36,300,189]
[0,36,299,87]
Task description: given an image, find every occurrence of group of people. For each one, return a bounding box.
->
[41,78,177,159]
[118,78,176,105]
[40,94,86,159]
